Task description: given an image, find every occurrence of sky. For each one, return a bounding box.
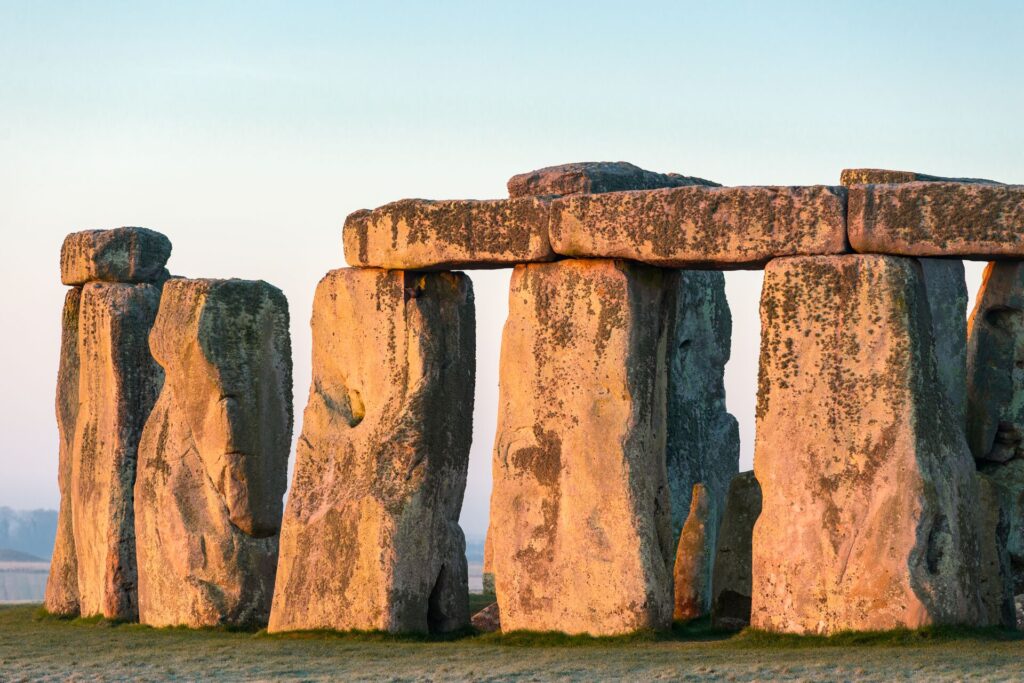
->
[1,1,1023,540]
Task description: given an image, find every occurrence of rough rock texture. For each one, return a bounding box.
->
[549,185,848,269]
[72,282,163,620]
[482,532,495,595]
[673,484,711,622]
[665,269,739,608]
[975,473,1016,627]
[711,471,761,630]
[269,268,474,634]
[489,259,674,636]
[752,255,986,634]
[919,259,969,427]
[471,602,500,633]
[135,279,292,628]
[508,162,719,198]
[979,459,1024,598]
[60,228,172,286]
[343,198,553,270]
[967,262,1024,463]
[840,169,1000,186]
[848,183,1024,258]
[44,288,82,616]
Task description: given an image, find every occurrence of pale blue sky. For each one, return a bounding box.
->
[1,2,1022,538]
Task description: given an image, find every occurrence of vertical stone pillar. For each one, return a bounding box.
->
[752,255,985,633]
[135,279,292,627]
[489,259,674,636]
[673,483,712,621]
[269,268,474,634]
[710,471,761,630]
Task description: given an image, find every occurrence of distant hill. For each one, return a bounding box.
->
[0,548,46,563]
[0,508,57,560]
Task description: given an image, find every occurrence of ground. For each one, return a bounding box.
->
[2,600,1024,682]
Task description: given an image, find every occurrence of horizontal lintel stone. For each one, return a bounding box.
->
[508,161,719,198]
[840,168,1001,186]
[61,227,172,285]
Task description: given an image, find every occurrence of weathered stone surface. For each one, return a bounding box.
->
[489,259,674,636]
[710,471,761,630]
[482,531,495,595]
[752,255,986,634]
[848,183,1024,258]
[343,198,553,270]
[72,282,163,620]
[508,162,719,198]
[60,228,172,286]
[269,268,474,634]
[967,262,1024,463]
[665,269,738,610]
[550,185,847,268]
[975,473,1016,628]
[44,288,82,616]
[919,259,969,427]
[673,484,711,622]
[471,602,500,633]
[979,459,1024,597]
[135,279,292,628]
[840,169,1000,186]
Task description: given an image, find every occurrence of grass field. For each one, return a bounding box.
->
[2,600,1024,682]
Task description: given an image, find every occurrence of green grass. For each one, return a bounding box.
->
[3,603,1024,681]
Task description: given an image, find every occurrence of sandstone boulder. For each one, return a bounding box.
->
[72,282,163,620]
[343,198,553,270]
[482,531,495,595]
[710,471,761,630]
[44,288,82,616]
[673,484,711,622]
[135,279,292,628]
[752,255,986,634]
[269,268,474,634]
[549,185,847,268]
[978,459,1024,598]
[975,473,1016,627]
[489,259,674,636]
[840,169,1000,186]
[60,228,172,286]
[471,602,500,633]
[508,161,719,198]
[848,183,1024,258]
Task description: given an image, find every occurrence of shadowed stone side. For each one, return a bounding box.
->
[44,288,82,616]
[343,198,553,270]
[269,268,474,634]
[976,473,1017,627]
[752,255,986,634]
[135,279,292,628]
[549,185,848,269]
[489,259,674,636]
[848,182,1024,258]
[72,282,163,620]
[710,471,761,630]
[61,228,172,286]
[508,161,719,198]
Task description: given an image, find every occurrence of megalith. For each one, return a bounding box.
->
[72,281,163,620]
[975,473,1016,627]
[269,268,474,634]
[44,288,82,616]
[752,255,985,634]
[710,471,761,630]
[488,259,674,636]
[60,227,172,286]
[507,161,719,198]
[673,484,712,622]
[135,279,292,628]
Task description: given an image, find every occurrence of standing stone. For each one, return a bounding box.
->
[665,269,739,617]
[673,484,712,622]
[72,282,163,620]
[44,288,82,616]
[489,259,674,636]
[482,531,495,595]
[508,162,719,198]
[269,268,474,634]
[975,473,1016,627]
[711,471,762,630]
[60,227,172,286]
[753,255,985,634]
[135,279,292,628]
[980,460,1024,597]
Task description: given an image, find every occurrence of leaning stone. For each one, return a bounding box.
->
[135,279,292,628]
[848,183,1024,258]
[673,484,712,622]
[269,268,474,634]
[72,282,163,620]
[44,288,82,616]
[550,185,847,268]
[752,254,986,634]
[665,269,739,605]
[60,227,172,285]
[471,602,501,633]
[508,161,719,198]
[489,259,674,636]
[967,262,1024,463]
[710,471,761,630]
[343,198,553,270]
[840,169,1000,186]
[975,473,1016,628]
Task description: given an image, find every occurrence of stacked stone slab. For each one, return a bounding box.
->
[753,255,988,633]
[269,269,475,634]
[135,279,292,628]
[45,227,170,620]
